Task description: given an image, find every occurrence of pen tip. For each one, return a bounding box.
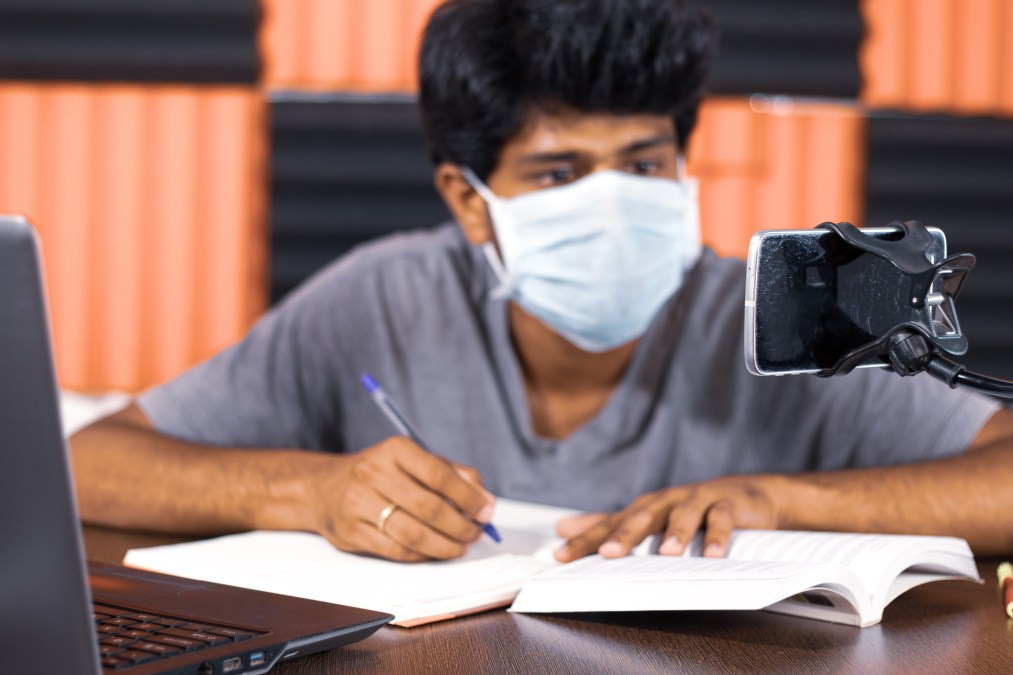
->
[360,373,378,393]
[484,523,502,544]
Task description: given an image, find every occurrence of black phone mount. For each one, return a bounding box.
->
[815,220,1013,399]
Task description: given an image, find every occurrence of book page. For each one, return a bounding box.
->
[510,554,863,616]
[723,530,975,594]
[545,555,797,579]
[529,529,977,624]
[124,498,576,626]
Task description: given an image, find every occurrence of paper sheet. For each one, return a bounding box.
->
[124,498,578,626]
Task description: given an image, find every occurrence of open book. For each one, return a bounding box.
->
[511,528,981,626]
[124,498,981,628]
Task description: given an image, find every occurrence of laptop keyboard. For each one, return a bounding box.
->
[94,603,265,670]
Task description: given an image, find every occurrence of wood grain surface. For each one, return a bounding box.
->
[84,525,1013,674]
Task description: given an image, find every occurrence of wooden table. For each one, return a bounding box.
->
[84,525,1013,674]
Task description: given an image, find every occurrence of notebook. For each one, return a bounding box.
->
[0,215,393,675]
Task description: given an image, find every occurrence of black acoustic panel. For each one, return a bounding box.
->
[696,0,863,97]
[0,0,258,83]
[865,113,1013,381]
[696,0,862,97]
[270,95,451,303]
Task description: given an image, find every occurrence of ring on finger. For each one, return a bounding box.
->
[376,502,398,534]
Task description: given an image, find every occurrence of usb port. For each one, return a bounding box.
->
[249,651,267,667]
[222,656,243,673]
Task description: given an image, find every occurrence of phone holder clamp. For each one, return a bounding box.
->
[815,220,976,378]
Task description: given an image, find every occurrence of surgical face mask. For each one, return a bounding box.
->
[462,166,702,352]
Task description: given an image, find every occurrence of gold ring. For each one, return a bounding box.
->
[377,503,398,533]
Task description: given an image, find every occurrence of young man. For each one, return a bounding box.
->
[72,0,1013,563]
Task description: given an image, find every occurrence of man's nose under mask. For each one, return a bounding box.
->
[462,168,702,352]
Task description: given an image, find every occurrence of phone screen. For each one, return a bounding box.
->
[747,228,946,375]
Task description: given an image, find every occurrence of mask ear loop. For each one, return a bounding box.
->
[480,243,512,300]
[460,166,496,203]
[460,167,513,301]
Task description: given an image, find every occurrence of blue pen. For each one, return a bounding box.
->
[360,373,502,543]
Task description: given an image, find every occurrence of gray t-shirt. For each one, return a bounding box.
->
[138,224,1000,512]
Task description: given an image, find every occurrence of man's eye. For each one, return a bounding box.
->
[549,168,573,182]
[629,159,659,175]
[536,168,573,186]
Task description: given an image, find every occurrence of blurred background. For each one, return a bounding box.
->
[0,0,1010,396]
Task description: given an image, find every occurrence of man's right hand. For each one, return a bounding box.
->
[309,436,496,562]
[71,405,496,564]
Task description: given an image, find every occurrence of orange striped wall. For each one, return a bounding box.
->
[691,97,866,258]
[260,1,866,260]
[861,0,1013,116]
[262,0,442,91]
[265,0,1013,118]
[0,84,267,393]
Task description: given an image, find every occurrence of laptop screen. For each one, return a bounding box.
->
[0,216,102,673]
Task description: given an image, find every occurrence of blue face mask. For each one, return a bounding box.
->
[462,167,702,352]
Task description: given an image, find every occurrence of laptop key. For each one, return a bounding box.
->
[150,617,187,628]
[132,640,182,657]
[101,617,138,627]
[116,650,159,665]
[209,627,254,641]
[179,622,218,632]
[131,622,163,631]
[101,657,130,669]
[146,634,206,652]
[97,624,123,635]
[160,628,231,645]
[120,630,154,640]
[99,645,126,656]
[101,636,139,647]
[125,613,162,622]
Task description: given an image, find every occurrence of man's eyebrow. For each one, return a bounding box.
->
[618,134,677,155]
[518,151,581,165]
[518,135,678,165]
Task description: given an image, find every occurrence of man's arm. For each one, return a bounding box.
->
[70,403,495,562]
[555,407,1013,560]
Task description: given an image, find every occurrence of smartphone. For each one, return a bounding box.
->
[744,226,947,376]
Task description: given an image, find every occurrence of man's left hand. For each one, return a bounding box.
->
[553,475,786,562]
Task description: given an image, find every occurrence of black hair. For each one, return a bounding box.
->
[418,0,718,180]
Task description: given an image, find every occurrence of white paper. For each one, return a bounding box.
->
[125,498,577,626]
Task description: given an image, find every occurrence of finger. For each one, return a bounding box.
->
[453,464,501,531]
[554,514,623,562]
[349,483,469,559]
[341,521,429,563]
[377,468,483,543]
[556,493,667,561]
[702,501,735,558]
[660,499,708,556]
[393,440,494,522]
[453,463,484,489]
[382,505,470,560]
[555,512,606,538]
[595,500,669,559]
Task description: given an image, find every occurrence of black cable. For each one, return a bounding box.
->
[925,355,1013,399]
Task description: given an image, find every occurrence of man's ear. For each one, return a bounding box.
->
[434,163,495,245]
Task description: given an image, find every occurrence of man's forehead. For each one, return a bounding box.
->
[508,108,678,158]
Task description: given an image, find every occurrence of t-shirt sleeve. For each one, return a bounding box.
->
[136,263,359,451]
[810,366,1002,468]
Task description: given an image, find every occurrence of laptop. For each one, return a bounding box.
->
[0,215,393,674]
